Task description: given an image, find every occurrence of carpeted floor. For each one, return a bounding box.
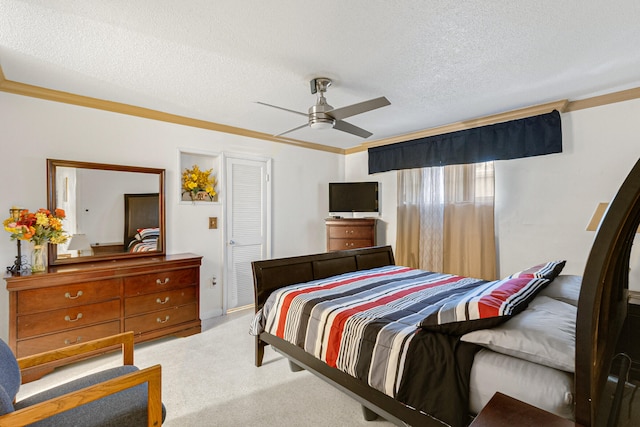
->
[17,309,396,426]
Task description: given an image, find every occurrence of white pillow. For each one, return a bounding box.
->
[538,274,582,306]
[461,296,576,372]
[469,348,575,420]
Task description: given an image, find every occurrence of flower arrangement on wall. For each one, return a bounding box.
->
[181,164,217,201]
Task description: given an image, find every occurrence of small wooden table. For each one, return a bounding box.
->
[470,392,584,427]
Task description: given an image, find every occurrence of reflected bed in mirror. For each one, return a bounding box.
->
[47,159,166,265]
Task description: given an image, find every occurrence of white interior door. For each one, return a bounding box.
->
[224,155,271,311]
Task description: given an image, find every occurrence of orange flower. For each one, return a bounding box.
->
[3,208,68,245]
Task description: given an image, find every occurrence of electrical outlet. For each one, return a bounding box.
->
[208,217,217,229]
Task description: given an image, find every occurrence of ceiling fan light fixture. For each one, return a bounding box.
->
[309,118,335,130]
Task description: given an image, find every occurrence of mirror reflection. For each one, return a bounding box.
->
[47,159,165,265]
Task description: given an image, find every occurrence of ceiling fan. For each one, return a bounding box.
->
[257,78,391,138]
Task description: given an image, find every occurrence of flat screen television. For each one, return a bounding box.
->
[329,182,379,213]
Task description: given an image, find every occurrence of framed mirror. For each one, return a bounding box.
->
[47,159,166,265]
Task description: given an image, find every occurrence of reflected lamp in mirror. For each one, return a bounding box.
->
[587,202,640,232]
[67,233,93,256]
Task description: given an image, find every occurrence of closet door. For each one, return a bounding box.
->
[224,155,271,311]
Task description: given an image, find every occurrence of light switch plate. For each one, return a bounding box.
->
[208,217,217,229]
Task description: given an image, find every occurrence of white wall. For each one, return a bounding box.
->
[3,91,638,343]
[346,98,640,278]
[0,92,344,341]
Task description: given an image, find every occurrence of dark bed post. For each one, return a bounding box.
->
[255,336,265,367]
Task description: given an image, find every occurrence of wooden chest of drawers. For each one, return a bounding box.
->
[325,218,377,251]
[5,253,202,381]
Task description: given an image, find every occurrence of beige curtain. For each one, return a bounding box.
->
[396,168,443,270]
[396,162,496,280]
[443,162,496,279]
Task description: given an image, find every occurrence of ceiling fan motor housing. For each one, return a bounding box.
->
[309,101,335,129]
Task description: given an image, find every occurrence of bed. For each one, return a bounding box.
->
[250,158,640,427]
[123,193,160,252]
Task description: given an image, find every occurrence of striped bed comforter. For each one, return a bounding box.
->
[252,264,556,425]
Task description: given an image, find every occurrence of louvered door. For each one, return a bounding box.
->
[225,155,272,311]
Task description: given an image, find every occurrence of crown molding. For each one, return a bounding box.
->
[0,67,345,155]
[2,64,639,156]
[565,86,640,112]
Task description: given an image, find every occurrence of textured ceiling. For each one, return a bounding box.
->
[2,0,640,150]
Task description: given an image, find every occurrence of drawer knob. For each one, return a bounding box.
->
[157,315,170,324]
[64,336,82,345]
[64,313,83,322]
[64,290,83,299]
[156,297,170,305]
[156,278,170,285]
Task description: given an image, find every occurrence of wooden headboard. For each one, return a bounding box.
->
[251,246,395,312]
[123,193,159,248]
[576,158,640,426]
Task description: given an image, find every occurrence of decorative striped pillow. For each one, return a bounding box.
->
[508,260,566,280]
[419,260,566,335]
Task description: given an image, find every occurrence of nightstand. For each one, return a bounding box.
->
[470,392,583,427]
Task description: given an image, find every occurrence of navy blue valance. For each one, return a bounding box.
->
[368,110,562,174]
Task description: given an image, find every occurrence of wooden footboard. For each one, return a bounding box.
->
[576,158,640,426]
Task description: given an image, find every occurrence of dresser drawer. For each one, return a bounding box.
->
[16,321,121,358]
[327,239,373,251]
[328,226,373,239]
[124,286,197,317]
[17,300,121,339]
[124,268,198,297]
[124,303,198,334]
[17,279,121,314]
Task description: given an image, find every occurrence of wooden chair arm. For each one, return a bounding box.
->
[17,331,135,370]
[1,364,162,427]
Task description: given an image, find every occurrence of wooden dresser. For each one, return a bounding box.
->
[4,253,202,381]
[325,218,376,252]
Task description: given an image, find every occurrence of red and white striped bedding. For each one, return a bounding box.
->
[252,263,562,425]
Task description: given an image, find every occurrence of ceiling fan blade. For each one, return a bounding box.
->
[275,123,309,137]
[329,96,390,121]
[256,101,307,117]
[333,120,373,138]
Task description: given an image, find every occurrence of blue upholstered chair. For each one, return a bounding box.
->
[0,332,165,426]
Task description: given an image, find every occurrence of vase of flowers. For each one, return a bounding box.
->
[3,208,68,273]
[31,243,47,273]
[182,164,217,202]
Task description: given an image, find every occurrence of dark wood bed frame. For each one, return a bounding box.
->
[252,158,640,427]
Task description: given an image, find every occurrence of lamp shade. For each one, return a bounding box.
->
[67,234,91,251]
